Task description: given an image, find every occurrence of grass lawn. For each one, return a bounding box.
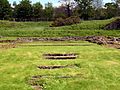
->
[0,41,120,90]
[0,18,120,37]
[0,18,120,90]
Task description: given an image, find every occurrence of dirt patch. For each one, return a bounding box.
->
[31,75,80,79]
[20,44,92,47]
[106,44,120,49]
[104,19,120,30]
[29,73,83,90]
[0,40,16,43]
[0,43,16,49]
[28,75,75,90]
[31,86,42,90]
[38,64,76,69]
[28,75,74,90]
[38,65,67,69]
[43,53,78,59]
[28,78,44,90]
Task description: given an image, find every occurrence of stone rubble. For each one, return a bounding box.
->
[0,36,120,49]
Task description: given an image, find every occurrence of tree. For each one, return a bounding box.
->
[114,0,120,16]
[114,0,120,4]
[0,0,12,20]
[13,1,17,7]
[44,2,54,20]
[14,0,33,21]
[74,0,94,20]
[93,8,107,19]
[104,2,118,18]
[92,0,104,20]
[59,0,75,17]
[93,0,103,9]
[33,2,43,19]
[54,5,68,18]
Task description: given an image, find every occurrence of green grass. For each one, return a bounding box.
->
[0,18,120,37]
[0,29,120,37]
[0,41,120,90]
[0,20,50,29]
[0,18,120,90]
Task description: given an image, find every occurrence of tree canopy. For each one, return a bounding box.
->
[0,0,12,20]
[0,0,120,21]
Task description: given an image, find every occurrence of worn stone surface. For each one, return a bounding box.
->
[0,43,16,49]
[43,53,78,59]
[0,36,120,49]
[38,64,75,69]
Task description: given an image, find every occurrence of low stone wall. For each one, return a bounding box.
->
[0,40,16,43]
[0,36,120,49]
[16,36,120,45]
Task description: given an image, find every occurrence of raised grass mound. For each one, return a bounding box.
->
[104,18,120,30]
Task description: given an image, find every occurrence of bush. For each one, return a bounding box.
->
[51,16,80,27]
[51,18,64,27]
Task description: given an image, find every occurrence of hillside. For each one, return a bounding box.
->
[0,18,120,37]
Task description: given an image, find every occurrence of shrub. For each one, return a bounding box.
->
[51,18,64,27]
[51,16,80,27]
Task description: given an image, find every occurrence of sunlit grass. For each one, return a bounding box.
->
[0,18,120,37]
[0,41,120,90]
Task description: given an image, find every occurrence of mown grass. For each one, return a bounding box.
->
[0,20,50,29]
[0,41,120,90]
[0,29,120,37]
[0,18,120,37]
[0,18,120,90]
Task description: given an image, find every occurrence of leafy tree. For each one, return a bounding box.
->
[54,6,68,18]
[93,8,107,19]
[93,0,103,9]
[14,0,33,21]
[12,1,17,19]
[114,0,120,4]
[44,2,54,20]
[104,2,118,18]
[33,2,43,19]
[59,0,75,17]
[74,0,94,20]
[114,0,120,16]
[0,0,12,20]
[92,0,105,20]
[13,1,17,7]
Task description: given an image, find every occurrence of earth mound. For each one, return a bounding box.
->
[104,18,120,30]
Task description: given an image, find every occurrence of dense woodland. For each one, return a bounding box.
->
[0,0,120,21]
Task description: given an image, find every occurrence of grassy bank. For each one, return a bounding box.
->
[0,18,120,37]
[0,29,120,37]
[0,18,120,90]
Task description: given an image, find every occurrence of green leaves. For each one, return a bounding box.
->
[74,0,94,20]
[0,0,12,20]
[14,0,33,20]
